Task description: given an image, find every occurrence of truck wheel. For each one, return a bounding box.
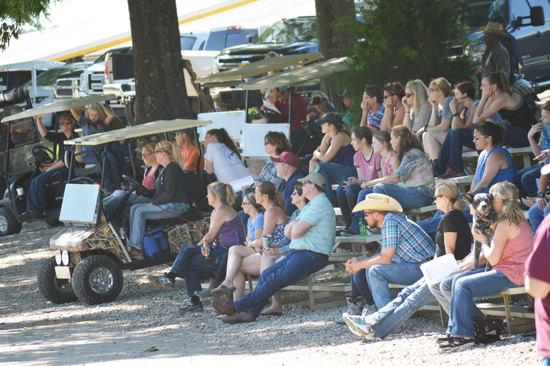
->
[0,207,22,236]
[72,255,123,305]
[37,257,78,304]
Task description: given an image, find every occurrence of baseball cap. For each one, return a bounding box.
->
[298,172,326,189]
[271,151,298,168]
[315,112,344,127]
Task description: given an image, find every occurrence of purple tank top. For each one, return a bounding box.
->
[328,132,355,166]
[212,214,246,250]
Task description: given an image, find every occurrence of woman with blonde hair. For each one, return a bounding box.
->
[127,140,189,260]
[343,181,472,340]
[369,125,435,210]
[402,79,432,133]
[70,103,121,192]
[210,181,287,299]
[147,181,246,313]
[438,182,534,350]
[418,77,454,161]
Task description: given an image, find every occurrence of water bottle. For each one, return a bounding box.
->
[202,241,211,260]
[359,218,367,236]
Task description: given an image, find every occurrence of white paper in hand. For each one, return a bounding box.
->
[229,175,255,193]
[420,254,460,286]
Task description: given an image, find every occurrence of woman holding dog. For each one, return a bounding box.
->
[438,182,533,351]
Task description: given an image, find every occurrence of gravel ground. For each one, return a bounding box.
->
[0,221,542,366]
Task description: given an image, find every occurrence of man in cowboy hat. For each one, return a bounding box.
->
[476,21,510,78]
[344,193,435,310]
[212,172,336,324]
[491,15,518,79]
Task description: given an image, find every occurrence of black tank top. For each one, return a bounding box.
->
[498,96,536,133]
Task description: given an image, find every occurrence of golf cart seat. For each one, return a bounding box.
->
[44,169,66,204]
[65,147,103,177]
[146,206,203,229]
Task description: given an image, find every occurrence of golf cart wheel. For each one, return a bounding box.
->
[72,255,123,305]
[0,207,22,236]
[45,219,61,227]
[37,257,78,304]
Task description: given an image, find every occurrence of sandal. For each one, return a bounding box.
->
[260,307,283,316]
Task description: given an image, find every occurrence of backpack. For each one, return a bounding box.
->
[473,316,504,344]
[142,228,170,259]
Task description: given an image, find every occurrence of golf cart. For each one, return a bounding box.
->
[0,93,118,235]
[37,118,212,305]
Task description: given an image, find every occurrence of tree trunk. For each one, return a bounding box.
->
[127,0,195,124]
[315,0,355,110]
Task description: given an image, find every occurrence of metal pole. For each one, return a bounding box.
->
[288,87,293,124]
[127,142,136,179]
[198,84,202,114]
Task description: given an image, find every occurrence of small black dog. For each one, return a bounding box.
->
[463,192,497,271]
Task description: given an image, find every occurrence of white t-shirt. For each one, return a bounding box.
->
[205,142,251,184]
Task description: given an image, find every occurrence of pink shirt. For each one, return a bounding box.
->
[381,152,395,177]
[353,151,382,182]
[493,220,534,285]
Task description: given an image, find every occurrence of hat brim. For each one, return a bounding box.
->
[352,196,403,213]
[475,26,509,37]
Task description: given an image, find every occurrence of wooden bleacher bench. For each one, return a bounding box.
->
[405,204,438,222]
[435,175,473,192]
[462,146,532,168]
[333,233,382,257]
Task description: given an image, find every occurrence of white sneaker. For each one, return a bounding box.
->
[343,312,376,338]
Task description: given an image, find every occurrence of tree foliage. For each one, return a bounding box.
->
[0,0,55,51]
[341,0,475,120]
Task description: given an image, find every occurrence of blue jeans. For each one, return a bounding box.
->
[528,203,550,233]
[336,183,362,228]
[373,183,433,211]
[111,139,137,178]
[503,125,530,148]
[317,161,357,205]
[428,267,486,315]
[367,262,425,309]
[434,127,475,175]
[83,150,121,192]
[370,278,434,339]
[347,187,374,234]
[448,269,516,338]
[26,167,69,212]
[234,250,328,317]
[129,202,189,248]
[103,191,152,216]
[351,268,374,305]
[170,243,229,297]
[514,163,542,200]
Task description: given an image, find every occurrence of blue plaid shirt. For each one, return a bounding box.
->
[381,212,435,263]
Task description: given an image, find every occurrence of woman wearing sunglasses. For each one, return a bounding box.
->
[102,143,161,216]
[127,140,190,260]
[379,82,405,131]
[402,79,432,133]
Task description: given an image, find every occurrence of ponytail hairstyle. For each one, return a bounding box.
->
[383,82,405,99]
[245,191,264,213]
[179,128,197,146]
[455,82,476,101]
[473,120,506,146]
[156,140,185,169]
[484,70,512,95]
[255,181,286,213]
[206,128,242,161]
[208,182,236,206]
[430,77,453,97]
[391,125,425,167]
[489,182,524,228]
[373,130,393,152]
[353,126,373,146]
[436,181,465,211]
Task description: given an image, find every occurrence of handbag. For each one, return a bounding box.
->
[473,316,504,344]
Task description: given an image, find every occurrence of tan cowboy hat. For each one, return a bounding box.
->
[352,193,403,213]
[476,22,509,37]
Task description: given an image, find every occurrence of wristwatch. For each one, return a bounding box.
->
[537,192,545,198]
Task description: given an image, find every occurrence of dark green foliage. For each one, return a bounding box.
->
[0,0,55,50]
[341,0,476,124]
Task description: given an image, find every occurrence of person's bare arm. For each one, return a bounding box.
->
[525,276,550,298]
[205,159,214,175]
[33,116,47,137]
[201,207,229,244]
[290,219,313,238]
[101,105,114,125]
[471,151,506,192]
[443,232,457,255]
[70,107,85,122]
[362,174,399,187]
[314,133,347,163]
[346,247,396,274]
[479,220,516,266]
[527,123,544,157]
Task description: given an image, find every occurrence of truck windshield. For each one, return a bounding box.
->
[23,65,86,87]
[460,0,509,29]
[257,19,317,44]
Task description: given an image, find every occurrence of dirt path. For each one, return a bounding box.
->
[0,221,542,365]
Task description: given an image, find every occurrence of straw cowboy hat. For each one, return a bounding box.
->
[352,193,403,213]
[476,22,509,37]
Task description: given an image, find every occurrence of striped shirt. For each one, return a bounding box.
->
[381,212,435,263]
[367,104,386,131]
[289,193,336,256]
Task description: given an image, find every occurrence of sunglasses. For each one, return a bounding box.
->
[473,135,488,141]
[433,195,444,200]
[142,153,154,157]
[364,211,376,218]
[405,93,413,98]
[155,150,165,154]
[59,122,71,126]
[428,88,437,92]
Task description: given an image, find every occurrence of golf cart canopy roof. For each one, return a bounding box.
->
[64,119,212,146]
[1,94,117,123]
[194,53,323,87]
[238,57,349,90]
